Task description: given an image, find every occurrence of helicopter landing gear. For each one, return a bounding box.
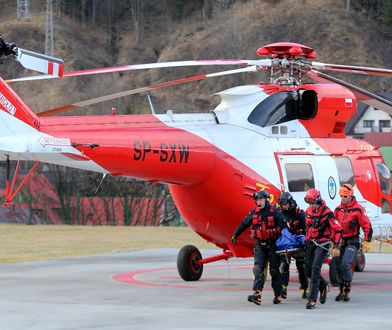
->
[177,245,203,281]
[177,245,233,281]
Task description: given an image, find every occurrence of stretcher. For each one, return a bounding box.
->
[275,247,306,262]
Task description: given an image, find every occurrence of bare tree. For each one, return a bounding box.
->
[130,0,145,43]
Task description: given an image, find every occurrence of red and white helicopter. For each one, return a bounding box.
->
[1,37,392,281]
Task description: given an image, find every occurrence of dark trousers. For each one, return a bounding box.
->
[337,238,359,284]
[280,255,308,289]
[305,241,329,301]
[253,242,282,296]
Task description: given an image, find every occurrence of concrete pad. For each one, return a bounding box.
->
[0,249,391,329]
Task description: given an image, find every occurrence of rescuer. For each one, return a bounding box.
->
[231,190,286,305]
[277,192,308,299]
[304,188,342,309]
[334,184,373,302]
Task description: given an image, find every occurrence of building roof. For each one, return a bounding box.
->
[365,132,392,147]
[345,102,368,134]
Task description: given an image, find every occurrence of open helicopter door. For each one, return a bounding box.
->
[275,153,341,210]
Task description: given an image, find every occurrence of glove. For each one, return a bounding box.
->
[332,246,340,258]
[231,235,237,245]
[363,241,372,253]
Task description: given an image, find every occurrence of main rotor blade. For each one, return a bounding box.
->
[308,69,392,115]
[6,59,270,83]
[311,61,392,77]
[36,65,258,117]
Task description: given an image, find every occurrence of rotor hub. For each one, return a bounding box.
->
[256,42,317,60]
[256,42,317,86]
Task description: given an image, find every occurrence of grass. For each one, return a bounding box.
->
[0,225,213,264]
[0,225,390,264]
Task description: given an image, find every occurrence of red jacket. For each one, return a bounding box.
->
[334,196,372,242]
[305,201,342,245]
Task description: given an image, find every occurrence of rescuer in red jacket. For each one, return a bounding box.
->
[334,184,373,302]
[231,190,286,305]
[304,188,343,309]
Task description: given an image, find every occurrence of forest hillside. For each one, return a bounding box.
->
[0,0,391,115]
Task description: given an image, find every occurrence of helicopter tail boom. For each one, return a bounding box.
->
[0,76,217,184]
[38,113,218,185]
[0,78,108,173]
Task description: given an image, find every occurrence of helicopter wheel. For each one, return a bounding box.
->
[354,250,366,272]
[177,245,203,281]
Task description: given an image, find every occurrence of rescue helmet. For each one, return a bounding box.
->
[253,190,270,201]
[304,188,322,205]
[339,184,354,197]
[277,192,295,209]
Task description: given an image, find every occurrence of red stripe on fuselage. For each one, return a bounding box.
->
[48,61,53,75]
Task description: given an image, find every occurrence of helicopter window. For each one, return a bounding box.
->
[376,162,391,195]
[272,126,288,134]
[285,163,315,192]
[248,92,298,127]
[334,157,355,186]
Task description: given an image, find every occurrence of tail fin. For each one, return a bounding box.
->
[0,77,40,130]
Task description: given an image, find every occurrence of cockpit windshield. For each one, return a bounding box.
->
[247,91,299,127]
[376,162,391,213]
[376,162,391,195]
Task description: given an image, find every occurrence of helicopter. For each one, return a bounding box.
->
[0,37,392,281]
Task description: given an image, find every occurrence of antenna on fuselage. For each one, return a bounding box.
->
[147,94,156,114]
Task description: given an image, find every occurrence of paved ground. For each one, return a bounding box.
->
[0,249,391,329]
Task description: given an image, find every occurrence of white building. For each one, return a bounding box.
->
[346,94,392,137]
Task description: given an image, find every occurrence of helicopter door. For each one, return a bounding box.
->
[276,154,318,209]
[277,154,340,210]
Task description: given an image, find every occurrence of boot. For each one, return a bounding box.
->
[306,300,316,309]
[343,282,351,302]
[273,294,282,304]
[335,284,344,301]
[247,290,262,305]
[281,285,287,299]
[319,284,328,304]
[300,287,309,299]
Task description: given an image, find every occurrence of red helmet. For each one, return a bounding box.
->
[304,188,321,204]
